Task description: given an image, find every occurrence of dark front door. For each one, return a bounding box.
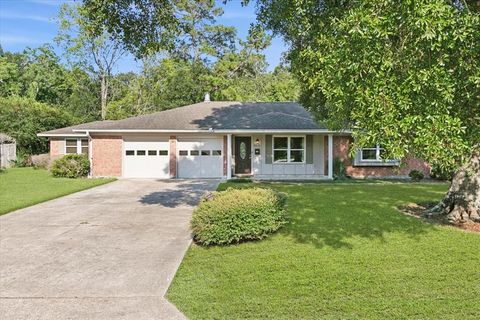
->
[235,137,251,174]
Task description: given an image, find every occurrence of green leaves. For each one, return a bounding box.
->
[258,0,480,172]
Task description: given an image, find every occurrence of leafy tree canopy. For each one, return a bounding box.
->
[257,0,480,172]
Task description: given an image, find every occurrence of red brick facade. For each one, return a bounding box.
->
[169,136,177,178]
[91,135,122,177]
[331,136,430,178]
[49,138,64,160]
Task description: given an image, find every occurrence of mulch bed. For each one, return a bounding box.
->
[398,202,480,233]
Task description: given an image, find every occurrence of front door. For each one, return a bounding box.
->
[235,137,251,174]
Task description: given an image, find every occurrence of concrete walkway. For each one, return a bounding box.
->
[0,179,219,320]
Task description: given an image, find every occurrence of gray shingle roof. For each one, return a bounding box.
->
[39,101,326,135]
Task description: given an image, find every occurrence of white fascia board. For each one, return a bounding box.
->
[37,133,88,137]
[72,129,352,134]
[214,129,352,134]
[72,129,210,133]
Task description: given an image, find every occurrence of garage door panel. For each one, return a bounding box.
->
[177,138,223,178]
[123,140,170,178]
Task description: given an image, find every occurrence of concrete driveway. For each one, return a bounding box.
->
[0,179,219,320]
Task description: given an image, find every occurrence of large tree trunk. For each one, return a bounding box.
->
[100,74,108,120]
[427,148,480,222]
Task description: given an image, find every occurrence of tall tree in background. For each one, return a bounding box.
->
[257,0,480,221]
[173,0,236,64]
[56,3,125,119]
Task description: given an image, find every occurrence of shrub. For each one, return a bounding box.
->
[191,188,287,246]
[430,165,455,181]
[31,153,51,169]
[333,157,348,180]
[409,169,424,182]
[12,151,32,167]
[51,154,90,178]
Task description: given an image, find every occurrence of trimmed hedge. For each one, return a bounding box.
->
[51,154,90,178]
[191,187,287,246]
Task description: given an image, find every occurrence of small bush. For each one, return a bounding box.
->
[191,187,287,246]
[12,151,32,167]
[409,169,424,182]
[31,153,51,169]
[333,158,348,180]
[430,165,454,181]
[51,154,90,178]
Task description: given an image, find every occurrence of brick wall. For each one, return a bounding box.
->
[331,136,430,178]
[169,136,177,178]
[91,135,122,177]
[49,138,64,160]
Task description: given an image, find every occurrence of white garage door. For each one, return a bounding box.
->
[123,138,170,178]
[177,138,223,178]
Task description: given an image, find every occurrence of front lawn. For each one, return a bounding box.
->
[167,181,480,319]
[0,167,115,215]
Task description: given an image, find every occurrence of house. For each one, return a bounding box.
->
[38,100,429,179]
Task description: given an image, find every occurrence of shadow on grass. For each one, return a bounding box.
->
[270,183,447,249]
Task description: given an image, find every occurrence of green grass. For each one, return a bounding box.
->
[0,167,115,215]
[167,181,480,319]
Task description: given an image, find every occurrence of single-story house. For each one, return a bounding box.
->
[38,99,429,179]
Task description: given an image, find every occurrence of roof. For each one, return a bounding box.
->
[39,101,328,136]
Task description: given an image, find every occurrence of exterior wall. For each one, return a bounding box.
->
[332,136,430,178]
[250,134,327,179]
[91,135,122,177]
[49,138,65,160]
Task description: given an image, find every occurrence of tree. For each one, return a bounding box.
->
[56,3,125,119]
[172,0,236,64]
[257,0,480,221]
[0,97,73,154]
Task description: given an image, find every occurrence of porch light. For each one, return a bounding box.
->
[254,138,261,146]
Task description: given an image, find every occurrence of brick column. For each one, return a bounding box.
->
[91,135,122,177]
[169,135,177,178]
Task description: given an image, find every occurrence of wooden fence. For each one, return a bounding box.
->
[0,143,16,168]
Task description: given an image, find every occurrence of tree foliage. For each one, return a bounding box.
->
[257,0,480,172]
[0,97,73,154]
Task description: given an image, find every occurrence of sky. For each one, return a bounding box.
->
[0,0,287,73]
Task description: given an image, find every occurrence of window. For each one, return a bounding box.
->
[125,150,135,156]
[81,139,88,155]
[201,150,211,156]
[354,145,399,166]
[212,150,222,156]
[273,136,305,163]
[137,150,146,156]
[66,139,78,154]
[360,145,385,162]
[190,150,200,156]
[159,150,168,156]
[66,138,89,155]
[148,150,157,156]
[179,150,188,156]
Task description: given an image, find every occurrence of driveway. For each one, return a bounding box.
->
[0,179,219,320]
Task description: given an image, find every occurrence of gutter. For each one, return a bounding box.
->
[37,133,88,137]
[71,129,352,135]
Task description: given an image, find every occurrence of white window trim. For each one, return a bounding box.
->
[354,145,399,166]
[272,135,306,164]
[65,138,88,155]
